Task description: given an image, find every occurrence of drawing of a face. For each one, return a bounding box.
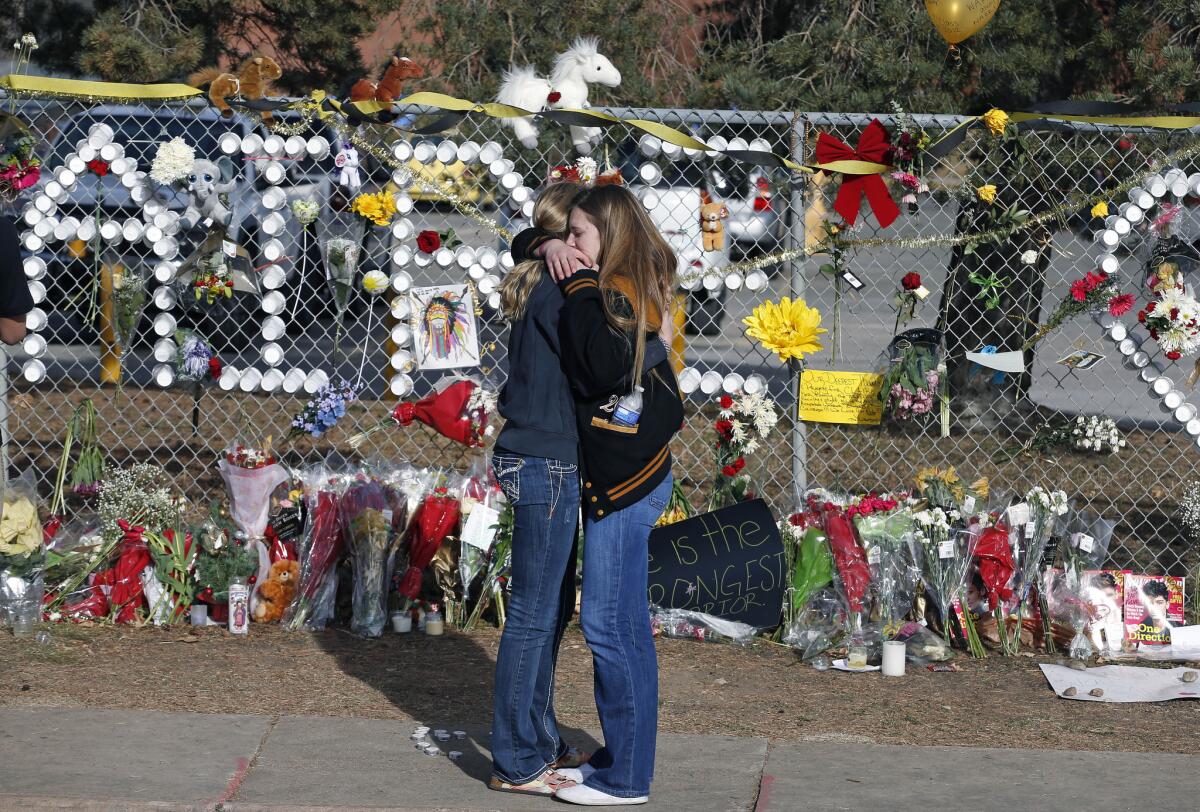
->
[422,292,469,360]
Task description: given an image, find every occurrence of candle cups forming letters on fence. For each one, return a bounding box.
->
[22,333,46,357]
[392,140,414,162]
[1128,351,1150,368]
[284,136,307,158]
[722,373,745,394]
[413,142,437,164]
[724,272,744,291]
[487,291,501,310]
[25,308,47,332]
[153,338,175,363]
[22,207,42,227]
[478,141,503,165]
[238,368,263,392]
[305,136,330,160]
[391,272,412,294]
[1146,175,1168,197]
[262,211,286,236]
[699,370,723,396]
[391,245,413,268]
[260,368,285,392]
[262,239,285,263]
[742,374,767,395]
[500,251,514,270]
[677,367,702,394]
[218,366,240,391]
[1187,418,1200,437]
[23,233,45,254]
[262,135,285,157]
[261,291,286,316]
[391,218,414,242]
[77,143,97,162]
[22,359,46,383]
[390,349,413,371]
[142,224,163,245]
[240,134,263,156]
[27,280,45,305]
[456,141,480,163]
[260,265,286,291]
[303,369,329,394]
[391,297,410,320]
[639,163,663,185]
[152,313,176,337]
[435,141,458,165]
[24,256,46,280]
[478,275,500,296]
[98,142,123,163]
[1151,376,1174,396]
[390,373,414,397]
[882,640,906,677]
[152,285,176,311]
[261,187,287,210]
[1163,389,1185,410]
[153,261,176,284]
[262,162,286,185]
[394,194,414,215]
[282,368,306,394]
[261,342,284,367]
[219,133,241,155]
[153,363,175,388]
[1174,402,1198,424]
[455,246,476,269]
[661,141,682,161]
[467,263,486,282]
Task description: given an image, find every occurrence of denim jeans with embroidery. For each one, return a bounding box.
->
[489,452,580,784]
[580,474,672,798]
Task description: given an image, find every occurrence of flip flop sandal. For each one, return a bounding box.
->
[488,769,577,797]
[554,746,592,769]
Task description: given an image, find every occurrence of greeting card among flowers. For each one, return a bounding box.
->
[408,283,480,371]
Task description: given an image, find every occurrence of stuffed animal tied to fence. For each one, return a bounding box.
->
[700,201,729,251]
[350,56,425,103]
[496,37,621,154]
[181,157,237,231]
[188,56,283,124]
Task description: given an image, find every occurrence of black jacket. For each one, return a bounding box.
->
[494,273,579,464]
[556,268,683,520]
[0,216,34,319]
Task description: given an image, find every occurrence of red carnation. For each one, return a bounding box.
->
[722,465,737,477]
[714,419,733,437]
[1085,271,1106,289]
[1167,350,1182,361]
[208,357,223,380]
[733,456,745,471]
[547,91,562,104]
[416,229,441,253]
[1137,309,1147,323]
[719,395,733,409]
[1108,293,1135,318]
[901,272,922,291]
[87,159,110,177]
[752,196,772,213]
[788,513,805,527]
[1069,278,1089,302]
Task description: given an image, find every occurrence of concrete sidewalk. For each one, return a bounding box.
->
[1,707,1197,811]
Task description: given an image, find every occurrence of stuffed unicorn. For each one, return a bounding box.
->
[496,37,621,155]
[334,142,362,192]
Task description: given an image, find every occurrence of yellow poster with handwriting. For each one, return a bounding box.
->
[799,370,884,425]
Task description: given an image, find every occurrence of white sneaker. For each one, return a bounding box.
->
[555,783,648,806]
[557,763,597,783]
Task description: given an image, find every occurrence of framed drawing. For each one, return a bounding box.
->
[409,283,481,370]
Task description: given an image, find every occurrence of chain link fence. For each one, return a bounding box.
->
[4,94,1197,595]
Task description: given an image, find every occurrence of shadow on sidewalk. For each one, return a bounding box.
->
[314,617,598,787]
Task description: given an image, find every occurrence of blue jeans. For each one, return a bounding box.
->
[490,452,580,784]
[581,474,672,798]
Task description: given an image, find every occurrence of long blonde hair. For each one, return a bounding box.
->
[571,184,677,383]
[498,182,581,321]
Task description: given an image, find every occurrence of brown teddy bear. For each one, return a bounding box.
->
[252,558,300,623]
[700,201,729,252]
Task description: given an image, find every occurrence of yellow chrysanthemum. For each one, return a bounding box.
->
[1090,201,1109,218]
[976,184,997,205]
[981,108,1009,137]
[743,297,826,363]
[351,191,397,227]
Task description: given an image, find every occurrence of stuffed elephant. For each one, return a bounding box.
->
[180,157,237,230]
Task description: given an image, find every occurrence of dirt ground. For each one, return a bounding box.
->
[2,623,1198,755]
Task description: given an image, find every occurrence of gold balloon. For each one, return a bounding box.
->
[924,0,1001,46]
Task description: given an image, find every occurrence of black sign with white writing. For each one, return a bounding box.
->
[647,499,785,628]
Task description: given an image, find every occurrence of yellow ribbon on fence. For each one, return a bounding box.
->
[0,73,202,102]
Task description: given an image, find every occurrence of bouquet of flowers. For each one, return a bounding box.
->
[289,378,358,439]
[974,522,1017,653]
[913,506,974,646]
[192,250,236,304]
[811,496,871,630]
[339,473,398,637]
[463,496,514,630]
[285,467,346,630]
[350,377,496,450]
[655,479,695,527]
[219,439,287,615]
[709,392,777,510]
[108,263,147,355]
[1138,273,1200,360]
[143,526,196,625]
[451,464,502,624]
[1046,510,1115,659]
[324,237,361,361]
[351,190,397,227]
[0,472,46,627]
[914,466,988,514]
[879,330,944,424]
[850,494,920,630]
[1024,270,1128,350]
[1005,489,1069,653]
[0,130,40,203]
[398,480,462,601]
[193,513,258,622]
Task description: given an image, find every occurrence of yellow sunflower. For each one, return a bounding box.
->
[981,108,1009,137]
[743,297,826,363]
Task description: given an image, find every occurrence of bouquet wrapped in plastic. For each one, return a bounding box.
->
[339,472,398,637]
[452,462,505,624]
[810,495,871,637]
[650,605,757,644]
[398,477,462,601]
[850,495,920,630]
[1009,488,1069,652]
[974,521,1018,653]
[285,466,346,630]
[218,441,288,616]
[914,506,973,645]
[350,376,497,450]
[1,471,46,630]
[1046,510,1114,660]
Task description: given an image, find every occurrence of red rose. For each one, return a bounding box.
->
[1117,138,1134,151]
[719,395,733,409]
[416,230,441,253]
[714,419,733,437]
[547,91,562,104]
[721,465,737,477]
[87,159,110,177]
[734,456,745,471]
[208,357,223,380]
[901,272,922,291]
[1167,350,1182,361]
[1137,309,1147,323]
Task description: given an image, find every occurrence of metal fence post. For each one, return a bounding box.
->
[788,113,808,504]
[0,349,9,489]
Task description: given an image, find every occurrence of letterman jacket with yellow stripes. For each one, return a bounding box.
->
[556,268,684,521]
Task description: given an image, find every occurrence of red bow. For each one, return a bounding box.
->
[814,119,899,229]
[389,379,484,447]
